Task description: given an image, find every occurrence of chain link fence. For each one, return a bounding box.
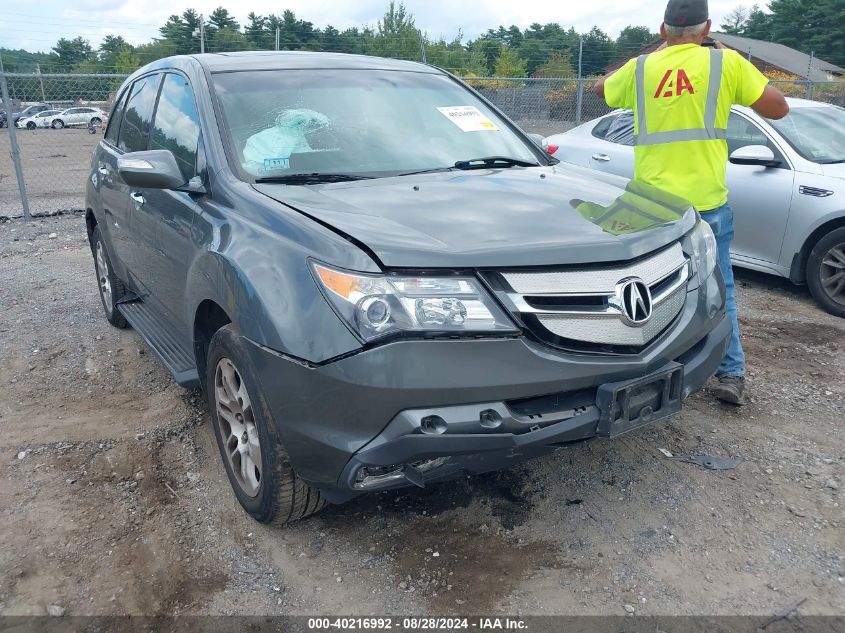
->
[2,72,845,219]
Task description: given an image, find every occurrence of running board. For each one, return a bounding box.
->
[117,300,199,387]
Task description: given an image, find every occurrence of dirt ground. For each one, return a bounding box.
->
[0,213,843,618]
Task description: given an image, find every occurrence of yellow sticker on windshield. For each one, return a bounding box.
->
[437,106,500,132]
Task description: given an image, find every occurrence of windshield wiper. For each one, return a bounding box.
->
[454,156,540,170]
[254,173,374,184]
[395,166,459,177]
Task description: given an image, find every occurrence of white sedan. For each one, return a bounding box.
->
[46,106,109,129]
[544,98,845,317]
[16,109,62,129]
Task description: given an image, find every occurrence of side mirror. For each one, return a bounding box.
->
[527,132,544,146]
[118,150,185,189]
[729,145,780,168]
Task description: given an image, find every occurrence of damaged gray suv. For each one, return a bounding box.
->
[86,51,730,524]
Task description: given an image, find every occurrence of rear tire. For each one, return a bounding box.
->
[91,226,128,328]
[90,117,102,126]
[807,226,845,318]
[206,324,326,525]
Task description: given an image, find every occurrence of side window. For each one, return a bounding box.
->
[592,116,615,140]
[726,112,788,167]
[118,74,162,154]
[105,89,129,145]
[149,73,201,183]
[593,112,635,147]
[726,113,768,152]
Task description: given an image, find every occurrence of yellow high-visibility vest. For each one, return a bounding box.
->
[605,44,769,212]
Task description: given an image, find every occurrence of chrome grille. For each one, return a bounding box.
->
[496,244,689,349]
[536,285,686,346]
[503,244,685,295]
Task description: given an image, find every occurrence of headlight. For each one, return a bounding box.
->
[689,219,718,280]
[312,263,517,342]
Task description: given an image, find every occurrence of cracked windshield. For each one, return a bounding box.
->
[211,69,539,180]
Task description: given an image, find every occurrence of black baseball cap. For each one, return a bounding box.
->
[664,0,709,26]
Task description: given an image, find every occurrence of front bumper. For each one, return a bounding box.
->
[243,272,728,501]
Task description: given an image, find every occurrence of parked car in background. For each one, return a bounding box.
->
[0,102,53,127]
[16,109,63,129]
[48,106,109,129]
[545,98,845,318]
[86,52,730,525]
[13,102,54,124]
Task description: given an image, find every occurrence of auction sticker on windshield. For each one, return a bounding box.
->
[437,106,499,132]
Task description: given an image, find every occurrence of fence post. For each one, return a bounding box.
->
[575,37,584,125]
[0,55,31,220]
[36,64,46,102]
[806,51,814,100]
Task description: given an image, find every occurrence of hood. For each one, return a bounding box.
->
[254,165,697,269]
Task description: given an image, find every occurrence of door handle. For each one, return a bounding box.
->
[592,153,612,162]
[129,192,146,208]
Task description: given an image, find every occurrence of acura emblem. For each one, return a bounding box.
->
[618,278,653,325]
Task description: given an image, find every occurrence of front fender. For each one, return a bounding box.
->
[185,191,369,363]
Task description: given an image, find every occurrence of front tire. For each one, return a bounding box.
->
[26,121,36,129]
[91,226,128,328]
[52,119,64,129]
[206,325,326,525]
[807,227,845,318]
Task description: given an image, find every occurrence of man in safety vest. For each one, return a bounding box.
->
[594,0,788,405]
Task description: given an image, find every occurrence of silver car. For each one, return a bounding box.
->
[545,98,845,317]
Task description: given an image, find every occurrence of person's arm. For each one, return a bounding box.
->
[593,73,611,99]
[750,85,789,120]
[730,47,790,120]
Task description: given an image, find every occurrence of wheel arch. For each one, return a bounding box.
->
[790,215,845,284]
[193,299,232,391]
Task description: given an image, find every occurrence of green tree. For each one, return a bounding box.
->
[208,7,238,31]
[370,1,422,61]
[580,27,614,75]
[134,39,175,66]
[339,27,367,54]
[468,36,502,75]
[245,12,272,49]
[532,51,576,78]
[494,46,527,77]
[159,9,203,55]
[425,34,474,74]
[615,26,657,56]
[50,37,96,71]
[205,7,248,52]
[98,35,139,72]
[741,4,772,39]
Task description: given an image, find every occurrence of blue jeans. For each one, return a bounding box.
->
[702,203,745,378]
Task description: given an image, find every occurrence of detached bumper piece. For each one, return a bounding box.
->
[333,315,730,498]
[340,391,601,493]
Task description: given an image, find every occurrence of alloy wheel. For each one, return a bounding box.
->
[820,243,845,306]
[95,240,113,314]
[214,358,262,497]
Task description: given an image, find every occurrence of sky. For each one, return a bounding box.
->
[1,0,745,53]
